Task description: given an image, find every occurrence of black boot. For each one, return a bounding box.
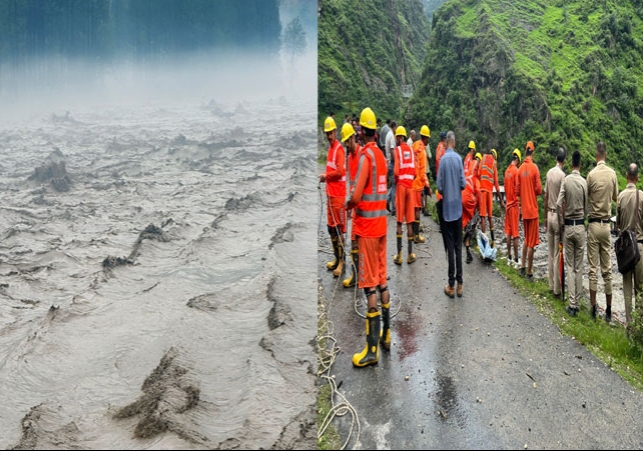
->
[394,234,403,265]
[466,246,473,264]
[352,311,381,367]
[326,237,339,270]
[343,249,358,288]
[381,303,390,351]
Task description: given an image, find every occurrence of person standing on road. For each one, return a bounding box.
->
[378,119,391,155]
[347,107,390,367]
[478,148,505,246]
[544,148,567,298]
[393,126,417,265]
[463,140,476,175]
[437,131,466,298]
[407,129,416,148]
[341,122,362,288]
[616,163,643,327]
[386,121,398,215]
[412,126,432,244]
[319,116,347,278]
[557,151,588,316]
[516,140,542,281]
[504,149,521,267]
[587,141,619,321]
[435,131,448,235]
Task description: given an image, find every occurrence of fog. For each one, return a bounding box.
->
[0,47,316,125]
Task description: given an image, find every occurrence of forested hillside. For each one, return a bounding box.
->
[406,0,643,182]
[318,0,430,122]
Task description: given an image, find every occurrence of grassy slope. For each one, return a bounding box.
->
[318,0,430,122]
[408,0,643,188]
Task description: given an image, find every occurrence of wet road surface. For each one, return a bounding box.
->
[319,207,643,449]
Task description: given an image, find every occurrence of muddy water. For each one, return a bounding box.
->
[0,100,316,449]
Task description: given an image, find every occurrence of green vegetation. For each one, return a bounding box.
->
[407,0,643,187]
[318,0,431,122]
[495,256,643,391]
[317,384,341,450]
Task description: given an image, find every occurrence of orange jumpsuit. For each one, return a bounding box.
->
[478,154,501,218]
[347,144,363,240]
[326,139,347,232]
[394,142,416,224]
[504,162,520,239]
[462,169,480,229]
[412,140,428,208]
[516,156,542,247]
[349,142,388,288]
[435,141,446,201]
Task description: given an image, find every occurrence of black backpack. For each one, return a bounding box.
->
[615,189,641,274]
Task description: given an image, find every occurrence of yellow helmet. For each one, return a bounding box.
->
[324,116,337,132]
[491,149,498,159]
[420,125,431,137]
[340,123,355,143]
[469,140,476,150]
[512,148,522,162]
[475,152,482,161]
[359,107,377,130]
[395,126,407,138]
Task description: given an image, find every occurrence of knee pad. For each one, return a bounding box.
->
[378,286,389,295]
[364,288,377,298]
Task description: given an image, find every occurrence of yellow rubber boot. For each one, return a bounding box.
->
[352,311,380,367]
[407,239,416,264]
[381,303,391,351]
[343,250,358,288]
[414,221,425,244]
[326,237,339,270]
[333,244,344,277]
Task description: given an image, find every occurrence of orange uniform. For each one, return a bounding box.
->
[347,144,363,240]
[462,169,479,229]
[464,152,474,175]
[412,140,428,207]
[478,154,500,218]
[504,162,520,239]
[394,143,416,224]
[349,142,388,288]
[516,156,542,247]
[326,139,347,232]
[435,141,446,201]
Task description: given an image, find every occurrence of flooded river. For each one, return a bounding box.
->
[0,99,317,449]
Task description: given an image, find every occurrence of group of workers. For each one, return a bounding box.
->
[320,106,642,369]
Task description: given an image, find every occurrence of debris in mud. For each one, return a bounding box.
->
[127,224,170,261]
[28,149,72,192]
[269,222,295,249]
[10,404,80,450]
[102,256,133,268]
[113,348,202,441]
[186,294,217,312]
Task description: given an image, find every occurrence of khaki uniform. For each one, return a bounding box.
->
[545,165,565,295]
[557,170,588,309]
[586,161,618,294]
[617,184,643,324]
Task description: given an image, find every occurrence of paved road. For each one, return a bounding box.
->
[319,212,643,449]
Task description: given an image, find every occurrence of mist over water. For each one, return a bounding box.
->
[0,28,317,451]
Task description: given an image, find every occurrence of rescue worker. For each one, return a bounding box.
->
[617,163,643,327]
[463,140,476,174]
[504,149,522,267]
[478,148,505,245]
[516,140,542,281]
[557,150,588,317]
[319,116,347,278]
[412,126,433,244]
[393,126,417,265]
[587,141,619,321]
[544,148,567,298]
[462,154,481,263]
[435,131,448,237]
[348,107,390,367]
[386,121,398,215]
[341,122,362,288]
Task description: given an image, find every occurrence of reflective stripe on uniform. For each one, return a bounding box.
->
[356,209,388,218]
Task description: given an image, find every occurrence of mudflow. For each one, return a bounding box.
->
[0,100,317,449]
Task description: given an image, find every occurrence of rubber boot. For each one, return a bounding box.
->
[590,289,597,320]
[605,294,612,322]
[381,303,391,351]
[408,239,416,264]
[414,221,425,244]
[490,227,496,248]
[333,243,344,277]
[394,234,403,265]
[466,246,473,264]
[343,250,358,288]
[352,311,381,367]
[326,237,339,270]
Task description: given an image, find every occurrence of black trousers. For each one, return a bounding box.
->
[437,199,446,251]
[443,217,463,287]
